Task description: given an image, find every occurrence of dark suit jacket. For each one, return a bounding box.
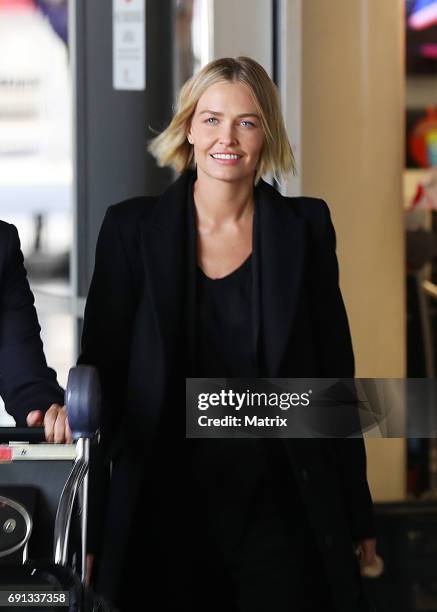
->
[79,170,375,611]
[0,221,64,424]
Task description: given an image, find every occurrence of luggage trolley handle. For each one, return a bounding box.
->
[53,365,101,584]
[0,427,46,443]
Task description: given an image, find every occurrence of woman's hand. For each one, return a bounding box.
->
[27,404,73,444]
[357,537,386,580]
[358,537,377,567]
[85,554,95,587]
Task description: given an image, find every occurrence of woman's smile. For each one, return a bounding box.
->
[210,152,243,165]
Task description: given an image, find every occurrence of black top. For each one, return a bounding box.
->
[192,246,297,549]
[195,254,256,377]
[193,254,267,543]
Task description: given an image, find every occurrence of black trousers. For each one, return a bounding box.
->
[113,444,334,612]
[188,444,335,612]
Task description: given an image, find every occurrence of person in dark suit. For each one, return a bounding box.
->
[0,220,68,440]
[79,56,376,611]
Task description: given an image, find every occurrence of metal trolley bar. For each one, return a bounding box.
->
[54,437,90,582]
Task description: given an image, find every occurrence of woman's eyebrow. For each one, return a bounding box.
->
[198,109,260,119]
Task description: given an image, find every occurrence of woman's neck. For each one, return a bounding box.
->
[192,169,254,229]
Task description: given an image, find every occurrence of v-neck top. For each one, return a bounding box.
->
[195,254,257,377]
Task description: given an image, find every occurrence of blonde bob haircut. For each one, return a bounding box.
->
[148,56,296,185]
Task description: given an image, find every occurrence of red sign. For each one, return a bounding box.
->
[0,446,12,463]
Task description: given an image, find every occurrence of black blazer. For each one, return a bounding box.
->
[79,170,375,611]
[0,221,64,424]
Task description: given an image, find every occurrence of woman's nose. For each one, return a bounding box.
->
[218,123,237,145]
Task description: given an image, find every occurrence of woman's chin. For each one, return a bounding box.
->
[200,163,254,183]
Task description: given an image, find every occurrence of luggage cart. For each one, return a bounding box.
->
[0,366,113,611]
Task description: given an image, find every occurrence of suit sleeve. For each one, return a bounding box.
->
[307,200,376,542]
[0,224,64,425]
[77,206,137,556]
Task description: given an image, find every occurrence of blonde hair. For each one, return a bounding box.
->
[148,56,296,184]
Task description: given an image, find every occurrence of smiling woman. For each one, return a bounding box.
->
[148,55,296,184]
[188,81,265,184]
[78,56,376,612]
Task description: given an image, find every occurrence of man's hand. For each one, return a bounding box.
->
[27,404,73,444]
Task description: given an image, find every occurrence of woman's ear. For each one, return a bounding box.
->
[187,122,194,145]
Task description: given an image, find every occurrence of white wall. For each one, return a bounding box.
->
[212,0,272,73]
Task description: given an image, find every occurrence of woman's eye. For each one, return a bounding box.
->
[206,117,218,124]
[240,120,255,127]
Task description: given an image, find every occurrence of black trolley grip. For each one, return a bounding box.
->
[54,365,101,583]
[65,365,101,441]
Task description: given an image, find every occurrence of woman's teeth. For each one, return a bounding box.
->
[211,153,241,160]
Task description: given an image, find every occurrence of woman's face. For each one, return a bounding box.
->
[188,81,265,184]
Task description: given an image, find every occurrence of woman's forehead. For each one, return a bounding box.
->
[195,81,259,113]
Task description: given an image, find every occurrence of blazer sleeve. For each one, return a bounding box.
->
[77,205,138,556]
[77,205,138,450]
[306,200,376,542]
[0,224,64,425]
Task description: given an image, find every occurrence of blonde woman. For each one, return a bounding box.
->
[79,56,376,611]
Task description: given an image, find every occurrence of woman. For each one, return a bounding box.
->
[79,57,376,611]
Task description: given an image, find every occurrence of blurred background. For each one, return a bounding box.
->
[1,0,437,608]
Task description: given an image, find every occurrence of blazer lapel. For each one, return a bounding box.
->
[253,180,307,376]
[140,171,197,382]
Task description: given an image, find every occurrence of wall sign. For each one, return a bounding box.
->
[113,0,146,90]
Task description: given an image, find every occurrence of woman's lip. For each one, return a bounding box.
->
[210,152,242,156]
[210,155,242,165]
